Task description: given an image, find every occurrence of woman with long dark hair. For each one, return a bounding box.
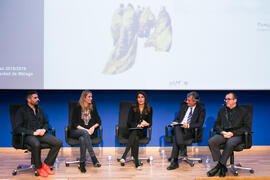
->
[70,90,101,173]
[119,91,153,169]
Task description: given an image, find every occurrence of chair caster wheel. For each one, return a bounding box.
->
[120,163,125,166]
[12,170,17,176]
[190,163,194,167]
[117,158,120,162]
[233,171,238,176]
[65,163,69,167]
[35,171,39,176]
[250,170,254,174]
[198,160,202,163]
[147,159,150,163]
[140,161,143,166]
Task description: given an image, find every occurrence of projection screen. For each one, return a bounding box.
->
[1,0,270,89]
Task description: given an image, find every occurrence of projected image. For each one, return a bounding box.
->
[103,4,172,75]
[2,0,270,89]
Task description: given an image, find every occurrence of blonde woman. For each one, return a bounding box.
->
[70,90,101,173]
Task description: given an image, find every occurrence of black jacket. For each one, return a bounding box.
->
[174,102,206,129]
[14,104,49,135]
[127,105,152,137]
[214,105,251,136]
[70,102,101,136]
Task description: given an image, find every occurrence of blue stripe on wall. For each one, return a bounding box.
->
[1,90,269,147]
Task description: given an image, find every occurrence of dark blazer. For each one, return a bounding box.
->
[174,102,206,129]
[14,104,49,135]
[127,105,152,137]
[70,101,101,137]
[214,105,251,136]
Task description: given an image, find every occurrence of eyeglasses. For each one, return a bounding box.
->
[224,98,234,101]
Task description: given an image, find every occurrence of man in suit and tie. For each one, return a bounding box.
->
[207,92,251,177]
[167,91,206,170]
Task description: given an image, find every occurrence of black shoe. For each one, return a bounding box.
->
[135,165,142,170]
[207,163,221,177]
[180,145,188,157]
[167,161,179,170]
[219,165,227,177]
[180,151,187,157]
[93,161,101,167]
[79,162,86,173]
[91,156,101,167]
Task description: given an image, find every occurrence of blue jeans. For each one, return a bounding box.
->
[70,129,96,162]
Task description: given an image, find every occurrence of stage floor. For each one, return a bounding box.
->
[0,146,269,179]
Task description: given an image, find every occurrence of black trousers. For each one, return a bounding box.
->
[70,129,96,163]
[208,134,242,165]
[25,134,62,169]
[171,126,193,159]
[123,130,144,166]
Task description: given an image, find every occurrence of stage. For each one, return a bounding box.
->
[0,146,269,179]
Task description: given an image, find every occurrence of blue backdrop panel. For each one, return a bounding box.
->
[0,90,269,147]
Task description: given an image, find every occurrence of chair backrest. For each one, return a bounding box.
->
[182,101,205,143]
[68,101,99,138]
[68,101,78,129]
[239,104,253,149]
[118,101,133,137]
[239,104,253,131]
[10,104,26,149]
[9,104,24,131]
[166,101,205,145]
[118,101,133,127]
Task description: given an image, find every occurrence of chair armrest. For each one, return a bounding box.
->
[11,131,26,149]
[210,128,214,138]
[115,125,119,138]
[65,126,69,141]
[20,132,25,148]
[48,128,55,136]
[194,128,198,141]
[148,127,152,141]
[98,126,103,139]
[165,125,169,137]
[244,131,253,149]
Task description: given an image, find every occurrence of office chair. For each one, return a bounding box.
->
[165,102,205,167]
[65,101,102,167]
[116,101,152,166]
[10,104,55,176]
[209,104,254,176]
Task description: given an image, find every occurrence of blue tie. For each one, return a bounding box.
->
[187,107,193,124]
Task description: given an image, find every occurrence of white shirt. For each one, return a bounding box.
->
[181,105,196,125]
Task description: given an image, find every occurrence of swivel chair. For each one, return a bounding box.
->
[165,102,205,167]
[116,101,152,166]
[65,101,102,167]
[10,104,56,176]
[209,104,254,176]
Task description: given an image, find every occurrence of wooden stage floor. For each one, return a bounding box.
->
[0,146,269,179]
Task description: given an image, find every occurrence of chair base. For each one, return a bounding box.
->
[168,156,202,167]
[117,156,151,166]
[12,164,39,176]
[65,157,94,167]
[227,163,255,176]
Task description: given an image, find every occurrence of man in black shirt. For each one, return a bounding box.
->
[207,92,251,177]
[14,91,62,177]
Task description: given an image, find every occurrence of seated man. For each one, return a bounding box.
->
[207,92,251,177]
[14,91,62,177]
[167,91,206,170]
